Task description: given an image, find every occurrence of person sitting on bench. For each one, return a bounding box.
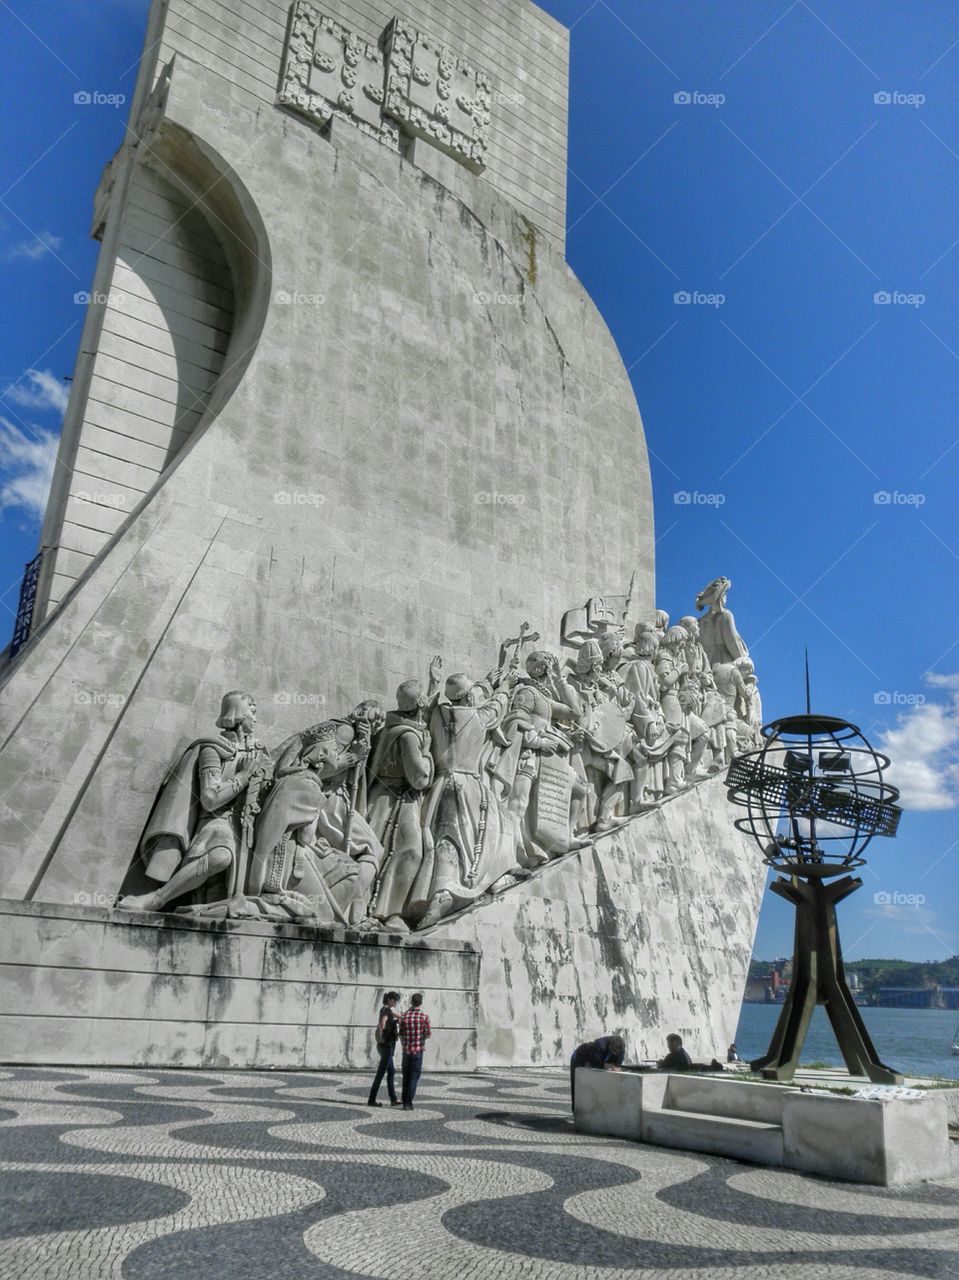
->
[657,1033,692,1071]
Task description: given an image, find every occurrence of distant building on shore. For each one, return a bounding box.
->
[744,961,792,1003]
[744,976,773,1002]
[878,986,959,1009]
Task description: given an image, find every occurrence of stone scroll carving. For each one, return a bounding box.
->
[277,3,491,173]
[118,579,761,934]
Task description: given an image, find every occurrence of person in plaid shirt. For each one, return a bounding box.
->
[398,992,431,1109]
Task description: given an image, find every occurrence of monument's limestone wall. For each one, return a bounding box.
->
[0,5,654,909]
[153,0,569,244]
[429,775,767,1065]
[32,0,571,630]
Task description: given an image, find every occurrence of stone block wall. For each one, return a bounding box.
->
[155,0,569,244]
[0,901,479,1070]
[429,775,767,1066]
[31,0,572,628]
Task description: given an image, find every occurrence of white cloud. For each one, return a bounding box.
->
[5,231,62,262]
[926,672,959,690]
[862,900,955,950]
[878,676,959,811]
[3,368,69,416]
[0,417,58,519]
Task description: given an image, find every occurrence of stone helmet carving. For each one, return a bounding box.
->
[215,690,256,730]
[526,649,553,675]
[662,625,688,649]
[445,672,474,703]
[302,719,341,747]
[395,680,425,712]
[597,631,624,660]
[575,638,603,675]
[351,699,386,733]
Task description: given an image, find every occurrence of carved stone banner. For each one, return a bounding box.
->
[278,4,491,172]
[561,594,630,646]
[382,19,491,173]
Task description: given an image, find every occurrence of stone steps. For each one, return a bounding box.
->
[663,1075,786,1124]
[642,1105,785,1166]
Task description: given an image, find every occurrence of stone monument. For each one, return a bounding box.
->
[0,0,765,1069]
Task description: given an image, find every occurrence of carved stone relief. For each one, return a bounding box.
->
[382,19,491,173]
[278,3,491,172]
[277,2,398,148]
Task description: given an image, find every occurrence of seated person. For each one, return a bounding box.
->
[727,1042,742,1063]
[657,1033,692,1071]
[570,1033,626,1110]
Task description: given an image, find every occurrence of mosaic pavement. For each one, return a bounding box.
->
[0,1065,957,1279]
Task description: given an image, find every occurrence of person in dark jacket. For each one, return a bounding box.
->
[368,991,401,1106]
[570,1033,626,1110]
[657,1033,693,1071]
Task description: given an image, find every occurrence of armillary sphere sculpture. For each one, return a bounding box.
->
[726,711,903,1084]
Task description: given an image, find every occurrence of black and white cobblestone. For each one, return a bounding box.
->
[0,1067,956,1279]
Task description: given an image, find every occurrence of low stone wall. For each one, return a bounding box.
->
[427,774,766,1066]
[0,901,479,1070]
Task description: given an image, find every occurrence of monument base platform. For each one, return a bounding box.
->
[0,901,479,1071]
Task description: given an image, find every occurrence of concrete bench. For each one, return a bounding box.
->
[663,1074,785,1124]
[644,1105,784,1166]
[573,1067,951,1185]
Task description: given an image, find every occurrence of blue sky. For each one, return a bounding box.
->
[1,0,957,962]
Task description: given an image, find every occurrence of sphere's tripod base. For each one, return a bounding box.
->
[750,874,903,1086]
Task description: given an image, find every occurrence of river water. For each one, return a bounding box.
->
[734,1003,959,1080]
